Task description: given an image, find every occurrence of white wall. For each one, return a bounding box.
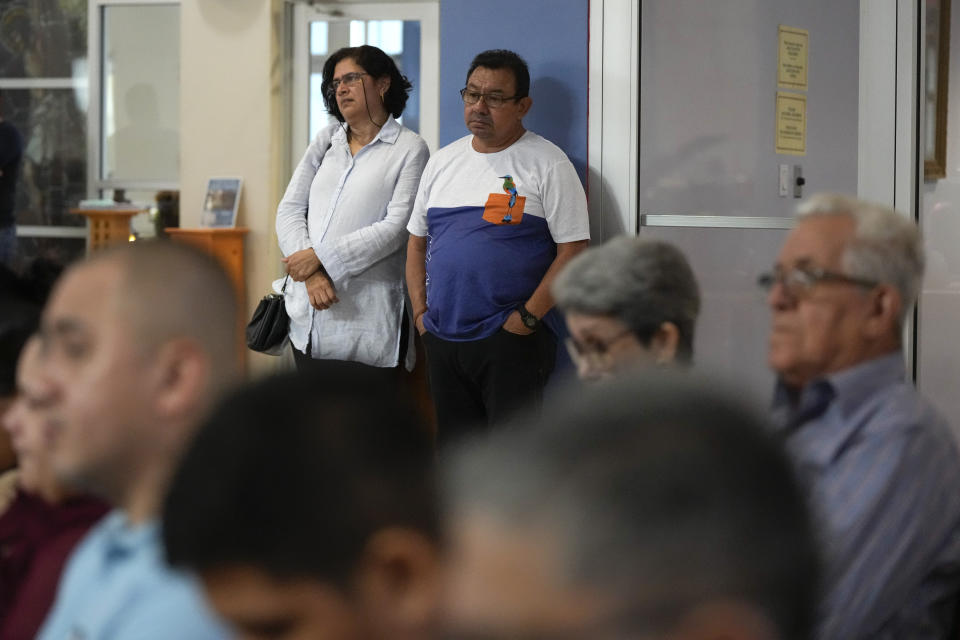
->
[918,0,960,437]
[180,0,290,375]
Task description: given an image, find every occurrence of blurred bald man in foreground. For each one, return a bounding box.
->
[35,242,238,640]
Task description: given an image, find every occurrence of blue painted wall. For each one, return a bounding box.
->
[439,0,589,185]
[401,21,421,133]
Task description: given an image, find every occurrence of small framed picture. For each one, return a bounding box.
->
[201,177,243,228]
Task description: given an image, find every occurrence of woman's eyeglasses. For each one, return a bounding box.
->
[564,329,636,374]
[326,72,369,97]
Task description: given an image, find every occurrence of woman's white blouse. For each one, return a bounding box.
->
[275,117,429,368]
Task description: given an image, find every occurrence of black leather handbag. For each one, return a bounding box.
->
[252,136,331,355]
[245,276,290,355]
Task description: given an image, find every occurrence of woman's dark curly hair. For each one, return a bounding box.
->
[321,45,413,123]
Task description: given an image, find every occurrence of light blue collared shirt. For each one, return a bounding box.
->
[275,116,429,369]
[37,510,227,640]
[773,352,960,639]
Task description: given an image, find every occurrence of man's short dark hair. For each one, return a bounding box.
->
[321,45,414,123]
[445,372,819,640]
[163,368,437,586]
[466,49,530,98]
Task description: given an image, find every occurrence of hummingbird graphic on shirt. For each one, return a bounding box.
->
[499,175,517,223]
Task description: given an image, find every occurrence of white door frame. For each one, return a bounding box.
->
[587,0,639,242]
[860,0,922,373]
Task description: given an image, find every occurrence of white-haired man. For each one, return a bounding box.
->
[761,193,960,639]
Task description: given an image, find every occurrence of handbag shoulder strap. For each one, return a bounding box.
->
[311,125,335,174]
[306,129,338,243]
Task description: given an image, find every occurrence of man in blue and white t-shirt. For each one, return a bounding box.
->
[406,49,589,444]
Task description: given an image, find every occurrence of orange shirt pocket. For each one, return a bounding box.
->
[482,193,526,225]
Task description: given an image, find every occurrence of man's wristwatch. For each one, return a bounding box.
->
[517,304,540,331]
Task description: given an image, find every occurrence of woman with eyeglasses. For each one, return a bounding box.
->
[551,236,701,381]
[276,45,429,375]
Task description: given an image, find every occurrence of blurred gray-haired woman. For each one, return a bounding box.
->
[552,236,700,380]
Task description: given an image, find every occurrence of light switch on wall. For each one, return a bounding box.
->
[793,164,805,198]
[779,164,790,197]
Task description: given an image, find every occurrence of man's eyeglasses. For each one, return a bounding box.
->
[326,72,369,97]
[460,88,522,109]
[757,265,879,298]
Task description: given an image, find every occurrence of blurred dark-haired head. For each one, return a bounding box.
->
[163,368,440,640]
[442,372,819,640]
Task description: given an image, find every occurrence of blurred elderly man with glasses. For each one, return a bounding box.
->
[406,49,589,445]
[552,236,700,380]
[759,193,960,640]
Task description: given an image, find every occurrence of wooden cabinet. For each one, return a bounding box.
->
[165,227,249,309]
[70,207,144,251]
[166,227,250,373]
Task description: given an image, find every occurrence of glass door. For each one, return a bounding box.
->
[631,0,910,403]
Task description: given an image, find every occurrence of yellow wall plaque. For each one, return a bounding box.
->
[778,25,809,90]
[776,91,806,155]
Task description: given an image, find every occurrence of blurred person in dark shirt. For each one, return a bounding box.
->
[0,258,64,472]
[0,336,108,640]
[0,91,23,267]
